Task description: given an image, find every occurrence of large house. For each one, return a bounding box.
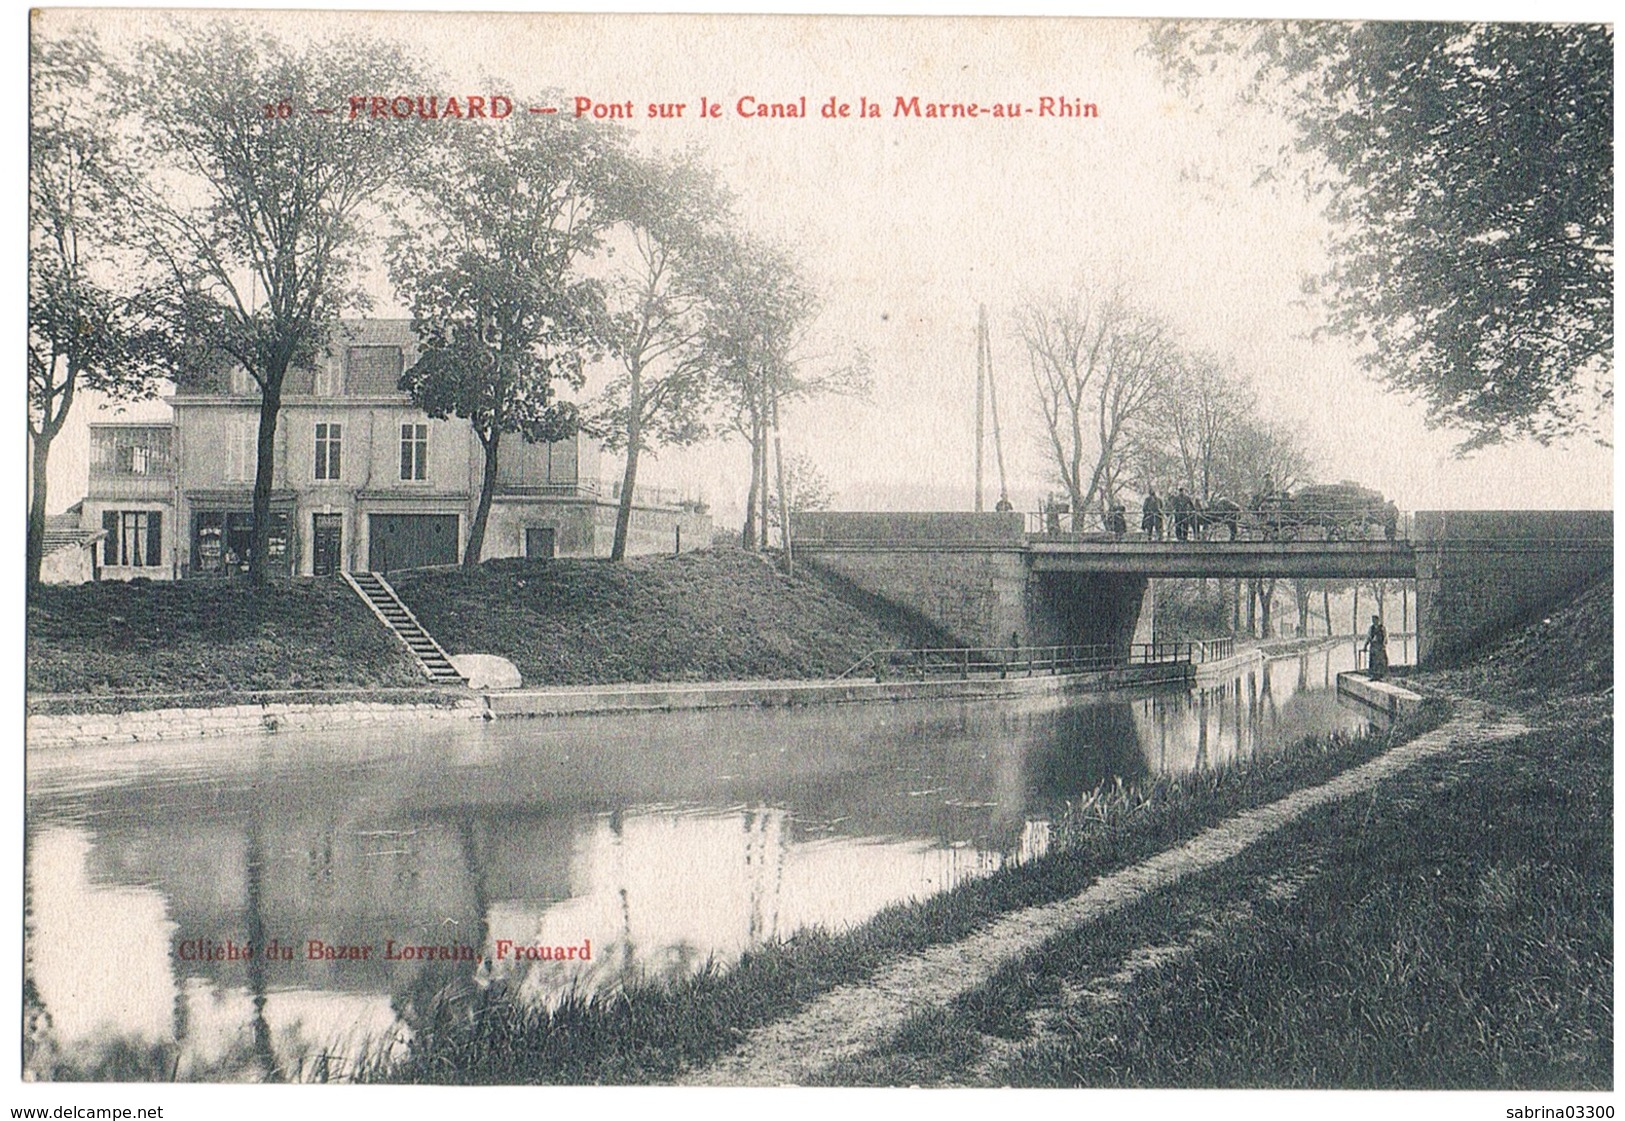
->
[77,320,709,580]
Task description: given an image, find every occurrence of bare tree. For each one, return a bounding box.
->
[1018,285,1178,517]
[124,24,423,583]
[769,452,836,530]
[1155,353,1253,502]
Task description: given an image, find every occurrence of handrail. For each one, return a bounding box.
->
[1027,503,1410,542]
[835,637,1237,682]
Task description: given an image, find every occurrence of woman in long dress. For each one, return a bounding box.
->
[1364,614,1389,679]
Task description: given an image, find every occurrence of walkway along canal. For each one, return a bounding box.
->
[25,640,1397,1079]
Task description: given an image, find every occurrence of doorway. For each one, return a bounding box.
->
[312,513,343,576]
[525,526,556,560]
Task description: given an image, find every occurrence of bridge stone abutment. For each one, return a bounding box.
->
[792,512,1034,649]
[1412,510,1612,664]
[793,512,1157,652]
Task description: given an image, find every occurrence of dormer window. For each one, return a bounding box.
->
[345,346,404,394]
[314,362,344,396]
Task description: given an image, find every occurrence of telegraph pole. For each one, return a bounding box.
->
[975,304,987,511]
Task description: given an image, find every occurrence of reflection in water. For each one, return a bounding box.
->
[26,642,1372,1079]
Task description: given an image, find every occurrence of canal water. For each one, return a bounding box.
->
[25,638,1405,1079]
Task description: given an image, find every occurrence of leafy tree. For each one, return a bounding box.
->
[124,24,423,583]
[28,33,167,586]
[585,153,733,561]
[1154,21,1612,451]
[1018,285,1179,517]
[700,235,869,550]
[389,117,619,568]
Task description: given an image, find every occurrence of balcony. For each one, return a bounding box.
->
[494,479,603,499]
[492,479,699,511]
[88,426,175,500]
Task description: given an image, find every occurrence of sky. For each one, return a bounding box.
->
[31,6,1615,529]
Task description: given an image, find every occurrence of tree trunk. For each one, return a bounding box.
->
[772,386,792,575]
[465,428,500,569]
[742,411,761,550]
[27,427,56,588]
[757,408,771,550]
[1259,579,1274,638]
[28,358,78,588]
[1246,577,1257,636]
[611,377,643,562]
[1323,588,1333,636]
[248,378,284,587]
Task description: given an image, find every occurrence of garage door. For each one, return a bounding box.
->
[368,514,460,572]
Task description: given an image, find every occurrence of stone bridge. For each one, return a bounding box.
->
[792,510,1611,665]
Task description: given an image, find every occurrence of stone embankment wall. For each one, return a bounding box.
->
[1413,510,1612,664]
[28,698,485,749]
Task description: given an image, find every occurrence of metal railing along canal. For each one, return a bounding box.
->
[836,637,1236,683]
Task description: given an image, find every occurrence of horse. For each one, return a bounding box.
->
[1193,496,1243,540]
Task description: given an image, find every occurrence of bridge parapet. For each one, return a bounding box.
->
[793,510,1025,546]
[1412,510,1611,664]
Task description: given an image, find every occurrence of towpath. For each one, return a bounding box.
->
[679,702,1528,1086]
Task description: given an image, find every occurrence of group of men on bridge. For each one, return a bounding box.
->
[1037,479,1401,543]
[1138,488,1238,541]
[1140,488,1184,541]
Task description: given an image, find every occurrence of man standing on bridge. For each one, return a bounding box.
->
[1170,487,1195,541]
[1142,490,1163,540]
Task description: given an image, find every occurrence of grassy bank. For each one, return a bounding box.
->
[818,577,1613,1088]
[390,547,954,687]
[27,578,424,701]
[819,702,1609,1088]
[25,547,953,709]
[363,712,1441,1085]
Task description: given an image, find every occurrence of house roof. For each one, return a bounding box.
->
[42,512,105,557]
[173,318,420,401]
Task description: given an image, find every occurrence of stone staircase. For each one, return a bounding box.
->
[344,571,466,685]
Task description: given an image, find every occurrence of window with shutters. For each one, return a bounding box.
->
[314,361,344,397]
[226,419,255,483]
